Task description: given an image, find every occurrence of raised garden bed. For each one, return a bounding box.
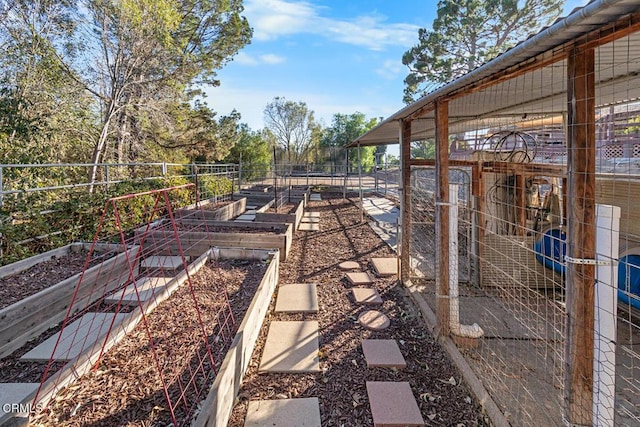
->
[0,243,139,358]
[29,249,278,427]
[254,200,305,230]
[147,220,293,261]
[176,198,247,221]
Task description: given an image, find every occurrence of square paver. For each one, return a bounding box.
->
[346,272,374,285]
[299,222,319,231]
[301,216,320,223]
[309,194,322,201]
[21,312,128,361]
[245,397,321,427]
[362,340,406,369]
[371,258,398,277]
[140,255,184,270]
[366,382,425,426]
[259,321,320,373]
[352,288,383,305]
[276,284,318,313]
[0,383,39,417]
[235,214,256,221]
[304,212,320,218]
[104,276,170,306]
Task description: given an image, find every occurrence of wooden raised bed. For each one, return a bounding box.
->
[19,250,212,424]
[177,197,247,221]
[193,249,279,427]
[0,243,139,358]
[147,220,293,261]
[254,199,305,230]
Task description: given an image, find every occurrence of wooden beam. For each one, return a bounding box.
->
[400,119,412,283]
[435,99,450,336]
[565,46,596,426]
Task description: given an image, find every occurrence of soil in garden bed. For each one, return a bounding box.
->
[265,203,297,214]
[0,250,114,310]
[198,200,233,211]
[228,193,489,426]
[174,223,282,234]
[31,258,267,426]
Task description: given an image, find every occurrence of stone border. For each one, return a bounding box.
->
[0,243,139,358]
[192,249,279,427]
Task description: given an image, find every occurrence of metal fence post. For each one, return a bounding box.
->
[104,165,110,190]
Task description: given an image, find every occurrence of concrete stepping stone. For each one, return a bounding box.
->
[275,283,318,313]
[352,288,383,305]
[246,205,258,210]
[235,214,256,221]
[358,310,390,331]
[309,193,322,201]
[298,222,319,231]
[0,383,39,419]
[362,339,406,369]
[339,261,360,271]
[371,257,398,277]
[301,216,320,223]
[346,271,374,285]
[366,381,425,426]
[21,312,128,361]
[141,255,184,270]
[303,212,320,218]
[245,397,321,427]
[259,321,320,373]
[104,276,170,306]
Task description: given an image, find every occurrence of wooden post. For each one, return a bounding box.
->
[516,173,526,235]
[435,99,450,336]
[400,119,412,283]
[472,162,485,286]
[565,46,596,426]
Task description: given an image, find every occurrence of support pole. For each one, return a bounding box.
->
[400,119,412,283]
[358,143,363,222]
[516,173,526,235]
[435,99,451,336]
[565,46,596,426]
[593,204,620,427]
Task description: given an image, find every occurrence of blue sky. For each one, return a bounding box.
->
[204,0,589,134]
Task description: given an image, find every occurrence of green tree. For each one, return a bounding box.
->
[320,112,380,172]
[263,97,321,166]
[411,140,436,159]
[224,124,271,175]
[402,0,563,103]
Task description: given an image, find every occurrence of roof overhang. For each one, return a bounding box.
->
[348,0,640,148]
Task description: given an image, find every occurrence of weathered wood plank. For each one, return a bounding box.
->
[565,46,596,426]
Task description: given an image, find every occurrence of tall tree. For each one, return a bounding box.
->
[320,112,380,172]
[402,0,563,103]
[263,97,320,165]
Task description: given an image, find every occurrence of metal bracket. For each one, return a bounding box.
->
[564,255,613,266]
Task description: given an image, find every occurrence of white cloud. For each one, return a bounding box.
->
[243,0,419,50]
[232,52,286,66]
[260,54,286,65]
[376,59,404,80]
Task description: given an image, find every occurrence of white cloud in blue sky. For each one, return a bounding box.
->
[244,0,419,50]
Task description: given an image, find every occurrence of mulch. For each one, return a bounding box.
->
[26,259,266,426]
[227,193,489,426]
[0,250,108,310]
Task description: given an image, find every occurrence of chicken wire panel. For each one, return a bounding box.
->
[408,167,472,282]
[592,28,640,426]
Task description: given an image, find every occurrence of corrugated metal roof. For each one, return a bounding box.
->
[350,0,640,147]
